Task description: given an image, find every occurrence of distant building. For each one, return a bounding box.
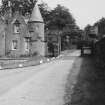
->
[0,4,46,57]
[90,26,98,36]
[84,25,98,42]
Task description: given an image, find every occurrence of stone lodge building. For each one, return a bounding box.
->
[0,4,46,57]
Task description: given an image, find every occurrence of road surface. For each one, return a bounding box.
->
[0,50,80,105]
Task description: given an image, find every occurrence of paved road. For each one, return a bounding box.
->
[0,50,80,105]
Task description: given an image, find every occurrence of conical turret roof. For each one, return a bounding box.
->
[30,4,43,22]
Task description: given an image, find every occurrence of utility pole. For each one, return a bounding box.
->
[58,31,61,56]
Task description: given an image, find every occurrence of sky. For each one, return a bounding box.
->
[38,0,105,29]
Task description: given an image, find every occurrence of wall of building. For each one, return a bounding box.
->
[0,8,46,57]
[0,19,6,56]
[30,22,46,56]
[0,31,5,56]
[5,15,30,57]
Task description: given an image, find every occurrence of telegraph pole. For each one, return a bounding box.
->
[58,31,61,56]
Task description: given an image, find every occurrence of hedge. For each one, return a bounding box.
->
[94,37,105,68]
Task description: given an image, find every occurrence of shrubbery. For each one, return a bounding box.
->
[94,37,105,68]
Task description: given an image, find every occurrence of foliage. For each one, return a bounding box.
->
[0,1,77,32]
[38,4,76,31]
[84,24,92,34]
[83,24,91,39]
[0,0,37,15]
[48,5,76,30]
[20,51,38,57]
[38,2,51,29]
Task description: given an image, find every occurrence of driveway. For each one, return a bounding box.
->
[0,50,81,105]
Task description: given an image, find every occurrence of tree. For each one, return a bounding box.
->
[38,3,77,32]
[48,5,76,30]
[38,2,51,29]
[0,0,37,15]
[84,24,92,35]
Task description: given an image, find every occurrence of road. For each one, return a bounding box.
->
[0,50,80,105]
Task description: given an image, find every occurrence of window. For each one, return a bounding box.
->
[24,38,30,51]
[13,20,20,33]
[14,25,20,33]
[12,40,18,50]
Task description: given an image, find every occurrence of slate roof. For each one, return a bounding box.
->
[29,4,43,22]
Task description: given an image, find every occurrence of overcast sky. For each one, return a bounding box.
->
[38,0,105,29]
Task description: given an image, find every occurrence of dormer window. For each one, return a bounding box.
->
[13,20,20,33]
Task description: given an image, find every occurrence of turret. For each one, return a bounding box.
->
[28,4,46,56]
[29,4,43,23]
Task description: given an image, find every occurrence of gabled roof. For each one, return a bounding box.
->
[11,12,26,25]
[29,4,43,22]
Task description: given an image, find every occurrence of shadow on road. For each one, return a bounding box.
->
[64,55,105,105]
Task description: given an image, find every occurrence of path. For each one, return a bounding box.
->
[0,50,80,105]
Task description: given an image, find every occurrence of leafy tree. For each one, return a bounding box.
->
[0,0,37,15]
[84,24,92,35]
[48,5,76,30]
[38,2,51,29]
[38,3,77,31]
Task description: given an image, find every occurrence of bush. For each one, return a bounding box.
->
[94,37,105,68]
[20,52,38,58]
